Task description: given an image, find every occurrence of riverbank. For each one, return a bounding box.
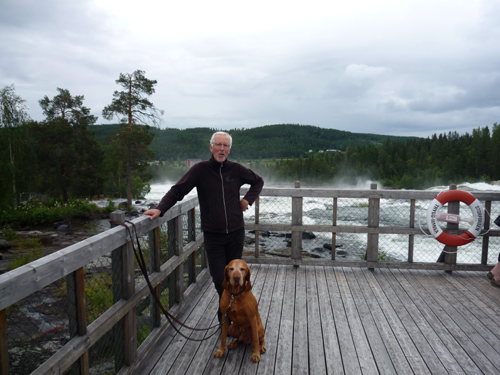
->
[0,213,138,275]
[0,221,96,274]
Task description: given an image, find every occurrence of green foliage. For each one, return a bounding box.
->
[102,70,161,207]
[8,237,44,270]
[85,272,113,324]
[29,88,104,203]
[0,85,32,208]
[258,124,500,188]
[39,87,97,125]
[90,124,413,161]
[102,70,164,126]
[1,226,18,241]
[0,198,104,227]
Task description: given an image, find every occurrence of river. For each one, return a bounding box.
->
[141,180,500,264]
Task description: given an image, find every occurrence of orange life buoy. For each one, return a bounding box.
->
[427,190,484,246]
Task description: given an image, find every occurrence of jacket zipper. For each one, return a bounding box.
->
[219,163,229,233]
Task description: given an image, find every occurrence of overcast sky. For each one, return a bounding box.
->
[1,0,499,137]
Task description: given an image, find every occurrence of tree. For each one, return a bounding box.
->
[102,70,163,207]
[39,88,97,125]
[0,84,31,207]
[33,88,102,202]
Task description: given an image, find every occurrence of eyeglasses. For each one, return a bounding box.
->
[212,142,231,149]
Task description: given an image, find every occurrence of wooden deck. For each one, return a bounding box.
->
[134,265,500,375]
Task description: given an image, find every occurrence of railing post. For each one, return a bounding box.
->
[482,200,492,265]
[332,197,338,260]
[149,226,162,328]
[66,267,89,374]
[254,197,260,258]
[408,199,416,263]
[187,208,197,283]
[366,183,380,269]
[0,309,8,375]
[110,210,137,369]
[444,185,458,271]
[168,216,185,306]
[291,181,303,266]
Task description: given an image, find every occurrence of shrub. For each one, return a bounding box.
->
[0,198,106,227]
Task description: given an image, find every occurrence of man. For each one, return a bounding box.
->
[143,131,264,321]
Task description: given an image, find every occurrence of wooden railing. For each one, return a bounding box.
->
[244,183,499,270]
[1,184,499,374]
[0,196,206,375]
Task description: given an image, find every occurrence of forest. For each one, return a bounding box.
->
[96,122,500,190]
[89,123,416,160]
[2,79,500,212]
[254,125,500,189]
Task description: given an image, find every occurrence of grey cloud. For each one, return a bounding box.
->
[1,0,500,138]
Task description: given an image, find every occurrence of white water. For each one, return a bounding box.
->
[143,181,500,264]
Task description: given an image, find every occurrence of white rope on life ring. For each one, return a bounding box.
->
[426,189,484,247]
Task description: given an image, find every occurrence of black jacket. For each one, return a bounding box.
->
[156,156,264,233]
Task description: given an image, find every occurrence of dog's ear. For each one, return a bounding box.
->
[245,279,252,291]
[245,266,252,291]
[222,265,229,289]
[245,265,251,282]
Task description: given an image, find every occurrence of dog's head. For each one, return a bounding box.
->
[222,259,252,292]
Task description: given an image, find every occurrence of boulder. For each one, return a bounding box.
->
[0,239,13,251]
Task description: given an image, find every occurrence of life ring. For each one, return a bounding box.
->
[427,190,484,246]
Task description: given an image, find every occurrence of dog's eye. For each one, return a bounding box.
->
[240,268,245,272]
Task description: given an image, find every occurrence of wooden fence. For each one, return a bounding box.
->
[1,183,499,374]
[0,196,206,375]
[245,183,500,270]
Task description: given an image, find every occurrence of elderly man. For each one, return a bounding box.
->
[143,131,264,320]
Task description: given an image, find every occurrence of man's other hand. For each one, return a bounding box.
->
[240,199,249,212]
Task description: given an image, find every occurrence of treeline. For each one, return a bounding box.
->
[0,115,153,210]
[250,125,500,189]
[90,123,415,160]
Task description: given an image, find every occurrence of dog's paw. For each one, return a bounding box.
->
[261,345,267,354]
[251,353,261,362]
[214,348,225,358]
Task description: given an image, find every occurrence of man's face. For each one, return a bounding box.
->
[210,134,231,163]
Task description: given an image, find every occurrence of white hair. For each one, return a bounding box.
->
[210,131,232,147]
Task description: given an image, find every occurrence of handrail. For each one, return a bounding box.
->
[242,183,500,270]
[0,195,200,311]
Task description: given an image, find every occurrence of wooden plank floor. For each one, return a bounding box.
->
[135,265,500,375]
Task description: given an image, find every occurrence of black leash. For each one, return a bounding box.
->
[111,220,226,342]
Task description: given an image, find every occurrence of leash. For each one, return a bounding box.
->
[110,220,225,342]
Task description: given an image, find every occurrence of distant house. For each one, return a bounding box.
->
[186,159,202,167]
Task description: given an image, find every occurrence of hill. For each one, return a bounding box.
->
[88,123,418,161]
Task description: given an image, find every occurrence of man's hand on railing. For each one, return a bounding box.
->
[143,208,161,220]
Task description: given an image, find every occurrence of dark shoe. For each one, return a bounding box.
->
[491,279,500,287]
[487,271,494,280]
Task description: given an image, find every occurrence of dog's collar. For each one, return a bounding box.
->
[229,281,247,299]
[223,281,248,322]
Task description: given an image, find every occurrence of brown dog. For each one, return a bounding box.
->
[214,259,266,362]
